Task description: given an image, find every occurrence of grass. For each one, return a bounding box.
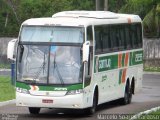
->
[134,109,160,120]
[152,109,160,114]
[0,63,10,69]
[143,66,160,72]
[0,76,15,102]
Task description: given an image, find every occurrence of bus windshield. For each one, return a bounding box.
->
[17,45,82,85]
[20,26,84,43]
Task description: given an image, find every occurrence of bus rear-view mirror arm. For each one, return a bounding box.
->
[85,75,91,86]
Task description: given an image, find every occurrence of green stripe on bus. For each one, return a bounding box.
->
[94,50,143,73]
[16,82,83,91]
[16,82,30,90]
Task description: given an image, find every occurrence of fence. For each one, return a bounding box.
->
[143,38,160,68]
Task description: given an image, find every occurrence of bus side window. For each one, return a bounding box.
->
[119,25,125,50]
[137,24,142,48]
[115,25,120,50]
[130,24,138,48]
[95,26,103,53]
[110,25,118,51]
[125,25,131,49]
[102,25,111,52]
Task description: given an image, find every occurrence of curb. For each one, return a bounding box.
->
[0,69,11,72]
[0,99,15,107]
[143,71,160,75]
[130,106,160,120]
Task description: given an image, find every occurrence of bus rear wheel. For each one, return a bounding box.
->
[29,107,40,114]
[121,83,132,105]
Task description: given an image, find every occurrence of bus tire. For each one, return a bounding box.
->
[121,83,132,105]
[29,107,40,114]
[128,85,132,104]
[87,91,98,115]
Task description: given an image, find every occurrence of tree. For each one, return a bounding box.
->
[70,0,95,10]
[96,0,103,10]
[0,0,19,36]
[0,0,10,28]
[104,0,108,11]
[108,0,126,12]
[18,0,70,22]
[0,0,95,36]
[120,0,160,37]
[143,1,160,37]
[95,0,126,11]
[18,0,95,22]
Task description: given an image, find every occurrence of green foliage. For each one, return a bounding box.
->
[0,76,15,102]
[144,66,160,72]
[120,0,160,37]
[0,0,95,37]
[69,0,95,10]
[135,109,160,120]
[18,0,95,22]
[143,7,158,37]
[0,63,10,69]
[119,0,154,18]
[108,0,127,12]
[0,0,19,37]
[18,0,71,22]
[0,0,159,37]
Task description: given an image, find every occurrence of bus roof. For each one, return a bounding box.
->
[22,11,142,27]
[52,11,119,19]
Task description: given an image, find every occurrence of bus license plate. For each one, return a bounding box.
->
[42,99,53,103]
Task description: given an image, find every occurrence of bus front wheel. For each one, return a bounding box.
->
[87,91,98,115]
[29,107,40,114]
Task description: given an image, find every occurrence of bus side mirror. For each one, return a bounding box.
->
[83,41,90,62]
[7,39,17,61]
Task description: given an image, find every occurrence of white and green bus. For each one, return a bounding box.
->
[7,11,143,115]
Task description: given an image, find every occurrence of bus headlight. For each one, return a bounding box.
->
[16,87,30,94]
[66,89,83,95]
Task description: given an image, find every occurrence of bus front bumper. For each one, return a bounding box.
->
[16,92,84,109]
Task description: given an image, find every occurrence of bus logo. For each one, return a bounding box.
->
[30,85,39,91]
[135,53,142,62]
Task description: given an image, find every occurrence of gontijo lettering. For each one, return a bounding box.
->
[99,59,111,69]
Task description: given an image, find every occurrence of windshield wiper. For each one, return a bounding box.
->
[33,51,47,81]
[19,44,24,63]
[43,51,46,74]
[53,52,64,85]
